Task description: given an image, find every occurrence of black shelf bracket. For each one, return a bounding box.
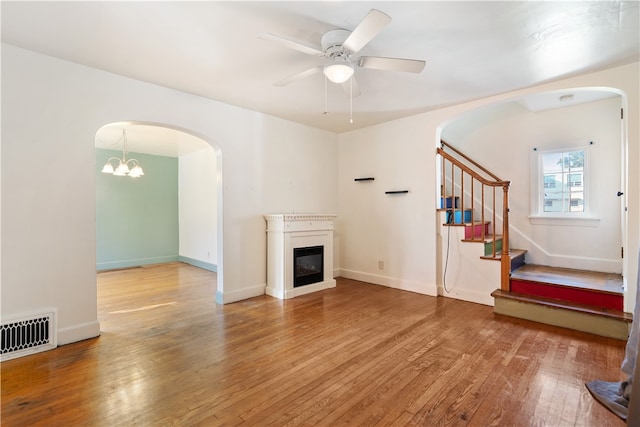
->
[354,177,375,182]
[385,190,409,195]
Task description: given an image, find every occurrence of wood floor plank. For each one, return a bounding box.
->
[1,262,627,426]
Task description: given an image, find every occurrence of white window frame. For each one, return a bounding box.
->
[529,144,599,226]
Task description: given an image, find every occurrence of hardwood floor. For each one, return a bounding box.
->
[1,262,627,426]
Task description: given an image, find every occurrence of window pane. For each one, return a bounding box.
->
[543,198,562,212]
[564,151,584,169]
[543,174,558,189]
[570,191,584,212]
[568,173,583,187]
[540,149,585,214]
[542,152,563,173]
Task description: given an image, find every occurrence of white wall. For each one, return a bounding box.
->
[338,114,436,295]
[442,96,623,273]
[1,44,339,344]
[437,212,501,305]
[338,62,639,313]
[179,147,218,269]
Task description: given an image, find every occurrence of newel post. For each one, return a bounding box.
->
[500,182,511,291]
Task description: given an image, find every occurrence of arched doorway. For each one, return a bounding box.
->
[94,121,223,299]
[435,88,629,308]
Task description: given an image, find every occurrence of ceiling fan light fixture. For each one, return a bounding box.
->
[323,61,354,84]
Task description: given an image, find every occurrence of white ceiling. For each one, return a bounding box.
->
[2,1,639,152]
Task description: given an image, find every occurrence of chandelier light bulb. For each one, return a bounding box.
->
[114,162,130,176]
[101,163,115,174]
[129,165,144,178]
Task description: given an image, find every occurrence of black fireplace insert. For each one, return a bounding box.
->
[293,245,324,287]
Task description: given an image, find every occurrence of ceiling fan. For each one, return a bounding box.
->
[261,9,426,97]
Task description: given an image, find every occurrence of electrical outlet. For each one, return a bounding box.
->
[378,260,384,270]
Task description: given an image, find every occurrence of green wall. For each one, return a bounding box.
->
[96,148,178,270]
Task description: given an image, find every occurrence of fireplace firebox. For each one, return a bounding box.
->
[294,246,324,287]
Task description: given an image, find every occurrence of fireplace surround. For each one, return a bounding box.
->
[265,214,337,299]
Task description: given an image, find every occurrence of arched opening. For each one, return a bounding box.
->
[435,87,628,308]
[94,121,223,302]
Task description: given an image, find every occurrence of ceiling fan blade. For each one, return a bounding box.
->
[342,9,391,54]
[357,56,426,73]
[260,33,324,56]
[274,66,323,87]
[341,77,361,98]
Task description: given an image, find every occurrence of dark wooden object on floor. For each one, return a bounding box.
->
[1,262,626,426]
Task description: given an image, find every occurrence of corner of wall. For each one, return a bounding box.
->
[337,268,439,297]
[215,283,266,304]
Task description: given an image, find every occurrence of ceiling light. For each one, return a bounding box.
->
[323,59,354,84]
[100,130,144,178]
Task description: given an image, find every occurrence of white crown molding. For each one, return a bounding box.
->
[264,214,338,222]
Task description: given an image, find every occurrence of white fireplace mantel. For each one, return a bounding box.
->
[265,214,337,299]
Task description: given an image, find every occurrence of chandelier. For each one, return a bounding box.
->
[100,130,144,178]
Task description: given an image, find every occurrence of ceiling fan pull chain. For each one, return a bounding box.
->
[350,78,353,124]
[323,75,328,115]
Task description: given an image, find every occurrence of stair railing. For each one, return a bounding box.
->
[437,140,512,291]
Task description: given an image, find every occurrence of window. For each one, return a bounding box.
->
[535,147,588,216]
[541,149,584,213]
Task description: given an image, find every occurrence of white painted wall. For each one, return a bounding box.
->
[179,147,218,268]
[442,96,623,273]
[338,62,639,313]
[1,44,339,344]
[437,212,501,306]
[338,114,437,296]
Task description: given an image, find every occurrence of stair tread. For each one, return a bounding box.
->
[511,264,623,295]
[462,234,502,243]
[443,221,491,227]
[481,249,527,261]
[491,289,632,322]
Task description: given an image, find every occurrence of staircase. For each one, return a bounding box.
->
[438,141,631,340]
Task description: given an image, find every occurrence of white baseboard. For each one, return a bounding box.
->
[266,279,336,299]
[179,256,217,272]
[97,255,179,271]
[216,283,266,304]
[57,320,101,345]
[437,285,494,306]
[338,269,438,297]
